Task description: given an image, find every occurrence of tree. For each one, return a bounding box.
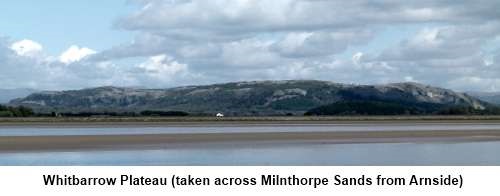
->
[0,105,35,117]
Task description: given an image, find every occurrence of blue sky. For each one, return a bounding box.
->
[0,0,134,53]
[0,0,499,91]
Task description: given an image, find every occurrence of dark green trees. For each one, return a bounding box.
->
[0,105,34,117]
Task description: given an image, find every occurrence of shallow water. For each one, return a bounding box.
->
[1,140,500,166]
[1,124,500,165]
[2,123,500,136]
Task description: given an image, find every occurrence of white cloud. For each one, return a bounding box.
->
[3,1,500,91]
[137,54,188,76]
[447,77,500,92]
[9,39,43,57]
[59,45,96,64]
[352,52,364,65]
[116,0,500,39]
[271,30,373,58]
[95,0,500,91]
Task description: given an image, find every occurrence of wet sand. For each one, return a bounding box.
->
[3,118,500,152]
[2,129,500,152]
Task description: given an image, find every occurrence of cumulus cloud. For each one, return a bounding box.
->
[91,0,500,91]
[0,38,197,90]
[0,38,57,89]
[136,55,187,76]
[2,35,213,90]
[59,45,97,64]
[350,21,500,91]
[10,39,43,57]
[2,0,500,91]
[116,0,500,37]
[377,23,500,62]
[271,30,373,58]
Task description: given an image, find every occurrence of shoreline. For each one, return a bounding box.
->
[3,116,500,126]
[2,130,500,152]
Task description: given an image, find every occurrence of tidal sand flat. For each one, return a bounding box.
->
[1,121,500,165]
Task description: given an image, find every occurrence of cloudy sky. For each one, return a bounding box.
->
[1,0,500,91]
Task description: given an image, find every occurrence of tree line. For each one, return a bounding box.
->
[304,100,500,116]
[3,102,500,117]
[57,110,189,117]
[1,105,191,117]
[0,105,34,117]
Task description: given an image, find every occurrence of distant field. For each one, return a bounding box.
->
[2,115,500,125]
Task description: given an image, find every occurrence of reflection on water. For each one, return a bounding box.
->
[1,141,500,166]
[2,123,500,136]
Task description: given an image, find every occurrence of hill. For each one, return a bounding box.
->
[10,80,488,116]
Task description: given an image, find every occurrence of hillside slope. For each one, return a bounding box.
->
[10,80,487,116]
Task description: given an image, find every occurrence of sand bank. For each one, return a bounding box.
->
[1,130,500,152]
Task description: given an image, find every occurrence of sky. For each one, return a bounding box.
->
[1,0,500,91]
